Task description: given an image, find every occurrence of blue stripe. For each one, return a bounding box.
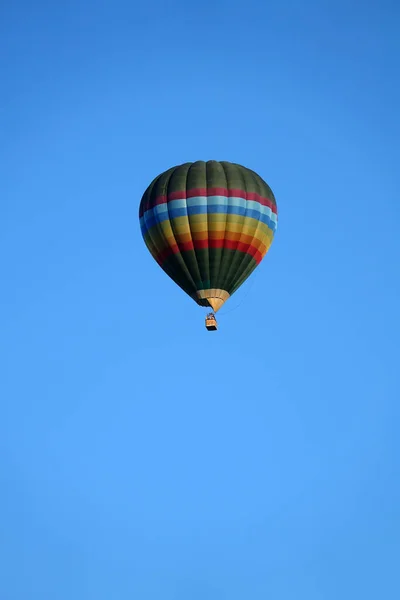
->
[142,214,277,233]
[147,204,277,223]
[140,199,278,232]
[142,206,276,222]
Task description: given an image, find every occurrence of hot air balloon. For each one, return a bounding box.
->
[139,161,278,330]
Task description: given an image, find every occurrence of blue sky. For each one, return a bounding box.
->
[1,0,399,598]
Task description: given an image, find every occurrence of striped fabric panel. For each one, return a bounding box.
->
[138,187,277,216]
[140,196,277,231]
[140,198,276,264]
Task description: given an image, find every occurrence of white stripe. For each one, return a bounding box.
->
[186,197,207,207]
[167,199,187,211]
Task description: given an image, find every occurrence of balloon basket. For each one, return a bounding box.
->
[205,313,218,331]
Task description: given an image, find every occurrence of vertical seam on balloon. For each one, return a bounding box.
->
[232,175,277,291]
[141,198,186,291]
[209,162,225,291]
[185,162,206,291]
[229,172,264,291]
[220,164,249,292]
[215,161,230,294]
[150,169,196,294]
[229,171,268,292]
[165,165,198,291]
[205,161,211,291]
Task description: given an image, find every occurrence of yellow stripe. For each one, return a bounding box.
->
[144,217,275,249]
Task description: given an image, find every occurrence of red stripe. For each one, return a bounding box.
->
[139,188,277,216]
[209,239,225,249]
[157,239,264,266]
[192,239,209,250]
[180,240,194,252]
[223,239,238,252]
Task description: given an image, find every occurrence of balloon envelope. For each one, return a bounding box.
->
[139,160,278,312]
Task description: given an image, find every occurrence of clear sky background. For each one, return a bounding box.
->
[1,1,399,598]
